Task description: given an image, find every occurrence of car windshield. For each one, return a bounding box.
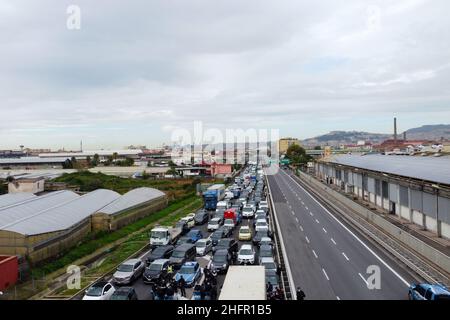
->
[117,264,134,272]
[110,293,128,300]
[179,265,195,274]
[261,249,272,256]
[243,208,253,212]
[210,220,219,225]
[225,219,234,224]
[172,249,186,258]
[263,262,277,270]
[213,254,227,263]
[256,232,268,238]
[266,276,278,284]
[240,228,250,234]
[240,249,253,255]
[151,231,167,239]
[152,247,168,255]
[212,232,222,239]
[148,263,163,271]
[196,241,206,247]
[256,222,267,226]
[86,286,103,297]
[187,230,197,237]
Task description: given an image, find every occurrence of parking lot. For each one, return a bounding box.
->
[80,164,280,300]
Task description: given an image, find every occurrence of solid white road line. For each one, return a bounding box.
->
[312,250,318,259]
[281,170,411,287]
[323,268,330,281]
[342,252,350,261]
[358,273,369,286]
[331,238,337,245]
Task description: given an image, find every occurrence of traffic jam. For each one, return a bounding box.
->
[81,164,284,300]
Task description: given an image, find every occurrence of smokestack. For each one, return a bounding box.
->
[394,117,397,143]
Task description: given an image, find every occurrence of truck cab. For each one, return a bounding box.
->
[150,226,181,247]
[203,190,219,211]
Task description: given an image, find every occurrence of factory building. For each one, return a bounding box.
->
[0,187,167,264]
[315,154,450,239]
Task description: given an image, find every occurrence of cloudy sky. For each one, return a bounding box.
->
[1,0,450,150]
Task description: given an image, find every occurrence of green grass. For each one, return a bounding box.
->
[31,193,200,277]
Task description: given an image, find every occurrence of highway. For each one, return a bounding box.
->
[266,167,416,300]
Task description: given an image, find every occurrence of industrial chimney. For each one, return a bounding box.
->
[394,117,397,143]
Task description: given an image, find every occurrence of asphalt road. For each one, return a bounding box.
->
[266,167,415,300]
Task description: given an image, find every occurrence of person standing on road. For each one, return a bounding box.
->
[296,287,306,301]
[178,275,186,297]
[267,282,273,293]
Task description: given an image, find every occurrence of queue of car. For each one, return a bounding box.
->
[83,163,281,300]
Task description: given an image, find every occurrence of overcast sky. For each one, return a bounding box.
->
[1,0,450,150]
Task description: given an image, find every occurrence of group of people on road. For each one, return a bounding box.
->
[150,274,186,300]
[150,264,219,300]
[266,282,285,300]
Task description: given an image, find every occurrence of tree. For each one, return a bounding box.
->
[92,153,100,166]
[286,144,312,165]
[86,156,92,167]
[314,146,322,150]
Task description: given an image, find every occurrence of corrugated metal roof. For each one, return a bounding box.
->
[325,154,450,185]
[98,187,165,215]
[0,193,37,208]
[1,189,120,235]
[0,191,80,230]
[0,157,70,164]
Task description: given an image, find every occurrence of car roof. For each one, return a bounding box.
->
[114,286,134,293]
[240,225,250,230]
[122,258,141,265]
[175,243,195,250]
[261,257,275,263]
[419,283,450,295]
[181,261,198,267]
[152,258,169,265]
[214,249,229,255]
[92,281,109,288]
[240,244,252,249]
[211,217,221,221]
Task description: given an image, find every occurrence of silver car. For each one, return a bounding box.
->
[112,259,145,285]
[196,238,213,256]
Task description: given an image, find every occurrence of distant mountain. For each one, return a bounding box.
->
[302,124,450,147]
[302,131,390,147]
[403,124,450,141]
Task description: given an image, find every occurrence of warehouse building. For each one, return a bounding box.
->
[315,154,450,239]
[0,187,167,264]
[92,187,167,231]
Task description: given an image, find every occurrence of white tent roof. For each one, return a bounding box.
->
[0,189,120,235]
[98,187,165,215]
[0,193,37,209]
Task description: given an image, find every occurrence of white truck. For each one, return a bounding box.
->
[207,184,226,201]
[150,226,182,247]
[219,266,266,300]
